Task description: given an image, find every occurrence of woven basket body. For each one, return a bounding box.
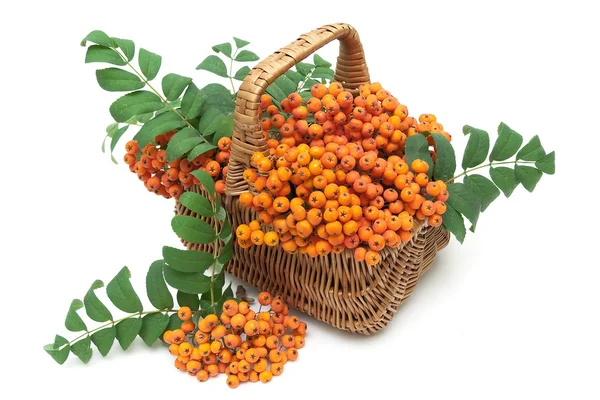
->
[176,23,450,334]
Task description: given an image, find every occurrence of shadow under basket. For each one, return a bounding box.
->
[176,185,450,335]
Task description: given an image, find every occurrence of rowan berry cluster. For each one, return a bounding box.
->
[237,82,450,265]
[123,132,232,200]
[163,292,306,388]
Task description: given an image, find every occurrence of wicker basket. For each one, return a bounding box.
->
[176,23,450,335]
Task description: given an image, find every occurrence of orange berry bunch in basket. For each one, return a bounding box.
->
[163,292,306,388]
[237,82,451,265]
[123,132,233,200]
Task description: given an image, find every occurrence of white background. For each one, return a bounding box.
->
[2,1,599,398]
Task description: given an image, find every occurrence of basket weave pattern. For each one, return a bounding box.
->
[176,23,450,334]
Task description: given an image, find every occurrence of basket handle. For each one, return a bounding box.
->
[225,23,371,196]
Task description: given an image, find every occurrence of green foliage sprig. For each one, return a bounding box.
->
[83,30,336,166]
[430,123,556,242]
[45,171,234,364]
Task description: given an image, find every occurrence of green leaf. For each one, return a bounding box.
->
[187,142,218,161]
[106,267,143,313]
[112,37,135,61]
[200,83,235,114]
[166,127,203,162]
[71,337,93,364]
[181,83,207,119]
[163,246,214,273]
[233,66,251,81]
[44,335,70,365]
[296,62,314,76]
[196,55,228,78]
[85,45,126,66]
[535,151,555,175]
[405,135,433,177]
[171,216,216,245]
[95,68,144,92]
[213,114,234,145]
[84,280,113,323]
[462,126,490,169]
[431,133,456,182]
[517,135,545,161]
[135,112,153,123]
[177,291,200,311]
[220,218,232,244]
[178,192,214,217]
[489,166,520,197]
[165,313,182,332]
[146,260,174,310]
[102,123,118,153]
[463,174,500,213]
[274,75,297,96]
[65,299,87,332]
[139,313,169,346]
[198,110,226,136]
[161,73,192,101]
[265,81,287,104]
[442,204,467,244]
[212,42,232,58]
[163,264,211,294]
[109,126,128,155]
[218,241,233,265]
[515,165,543,192]
[109,90,163,123]
[489,122,523,161]
[138,48,162,81]
[313,54,332,68]
[116,317,142,350]
[91,326,116,357]
[222,284,234,301]
[446,183,480,226]
[191,170,215,197]
[215,206,227,221]
[235,50,259,62]
[134,111,186,148]
[81,30,114,47]
[284,70,304,85]
[311,67,334,80]
[233,37,250,49]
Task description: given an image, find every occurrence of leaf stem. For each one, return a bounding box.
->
[297,65,316,92]
[228,49,240,95]
[448,160,535,184]
[64,309,176,348]
[210,198,224,311]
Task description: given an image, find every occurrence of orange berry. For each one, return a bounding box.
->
[125,140,139,154]
[264,231,280,246]
[222,299,239,317]
[400,187,416,203]
[354,247,367,261]
[411,159,430,174]
[178,306,192,321]
[428,214,443,227]
[259,370,273,383]
[236,224,252,240]
[435,201,447,215]
[365,250,380,265]
[230,313,247,330]
[181,320,195,333]
[426,181,441,197]
[415,172,429,187]
[244,320,260,336]
[258,291,273,306]
[226,375,240,389]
